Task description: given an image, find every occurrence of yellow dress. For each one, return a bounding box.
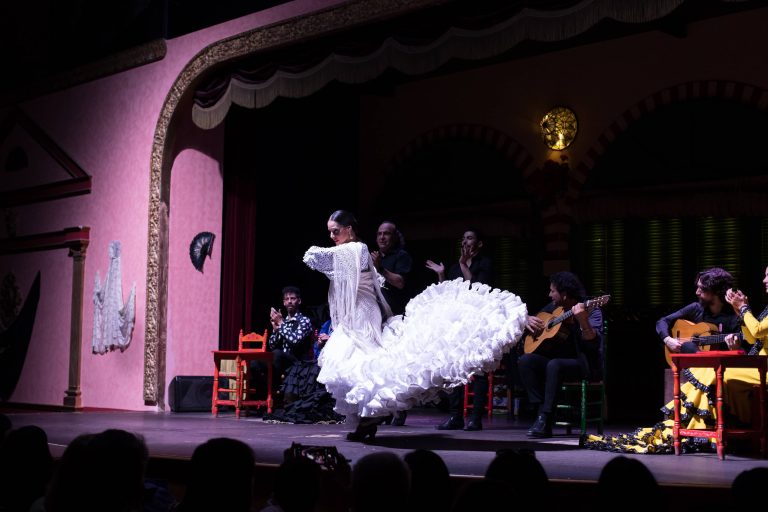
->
[583,307,768,454]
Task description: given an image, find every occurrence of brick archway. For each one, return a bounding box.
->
[389,123,534,177]
[540,80,768,269]
[572,80,768,198]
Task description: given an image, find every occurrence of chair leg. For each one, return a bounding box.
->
[463,380,471,418]
[235,359,243,419]
[580,380,587,435]
[212,360,220,417]
[487,372,494,420]
[266,363,273,413]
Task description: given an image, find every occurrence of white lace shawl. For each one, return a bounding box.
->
[303,241,392,333]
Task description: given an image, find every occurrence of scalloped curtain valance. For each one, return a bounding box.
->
[192,0,689,129]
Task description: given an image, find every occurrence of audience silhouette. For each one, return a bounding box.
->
[2,417,765,512]
[351,452,410,512]
[176,437,255,512]
[597,456,660,510]
[0,425,53,512]
[485,448,549,495]
[403,449,452,512]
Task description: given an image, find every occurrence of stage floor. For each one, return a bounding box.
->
[4,407,766,488]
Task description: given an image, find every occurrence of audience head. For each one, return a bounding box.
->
[377,221,404,253]
[181,437,255,512]
[47,429,148,512]
[695,267,734,305]
[272,456,322,512]
[597,456,659,507]
[352,452,410,512]
[485,448,548,495]
[328,210,359,245]
[732,467,768,508]
[403,449,451,512]
[0,425,53,512]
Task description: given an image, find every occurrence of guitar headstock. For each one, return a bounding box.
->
[586,294,611,309]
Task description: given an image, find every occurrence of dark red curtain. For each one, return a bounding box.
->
[219,169,257,350]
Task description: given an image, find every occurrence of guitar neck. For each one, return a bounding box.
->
[547,297,602,329]
[692,332,744,346]
[548,309,573,328]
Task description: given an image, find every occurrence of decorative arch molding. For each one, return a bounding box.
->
[375,124,536,236]
[142,0,449,405]
[539,80,768,267]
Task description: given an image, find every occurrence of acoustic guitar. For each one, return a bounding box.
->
[523,295,611,355]
[663,319,745,367]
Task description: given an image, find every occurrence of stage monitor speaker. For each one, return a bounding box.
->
[169,376,214,412]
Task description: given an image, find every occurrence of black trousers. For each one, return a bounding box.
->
[517,353,584,415]
[447,374,489,420]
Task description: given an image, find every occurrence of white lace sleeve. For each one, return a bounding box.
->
[303,243,370,278]
[303,246,336,278]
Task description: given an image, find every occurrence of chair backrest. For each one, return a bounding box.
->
[239,329,268,352]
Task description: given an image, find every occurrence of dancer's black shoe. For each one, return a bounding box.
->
[346,419,378,442]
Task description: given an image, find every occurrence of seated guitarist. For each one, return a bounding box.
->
[518,271,603,438]
[657,267,741,356]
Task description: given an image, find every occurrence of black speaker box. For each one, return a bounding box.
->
[169,376,214,412]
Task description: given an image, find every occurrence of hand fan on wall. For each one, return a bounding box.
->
[189,232,216,272]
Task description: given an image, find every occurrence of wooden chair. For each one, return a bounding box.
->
[212,329,274,418]
[554,320,608,435]
[670,352,767,460]
[463,363,515,420]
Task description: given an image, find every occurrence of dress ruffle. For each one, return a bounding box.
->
[317,278,528,417]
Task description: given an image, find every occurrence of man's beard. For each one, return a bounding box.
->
[698,296,713,308]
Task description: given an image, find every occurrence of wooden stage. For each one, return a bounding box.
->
[4,407,767,508]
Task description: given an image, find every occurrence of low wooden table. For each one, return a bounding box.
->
[212,350,274,418]
[670,351,767,460]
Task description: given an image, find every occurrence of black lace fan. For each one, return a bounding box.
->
[189,232,216,272]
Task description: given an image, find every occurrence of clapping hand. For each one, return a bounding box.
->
[425,260,445,274]
[370,251,381,270]
[725,288,747,311]
[270,307,283,329]
[459,244,474,265]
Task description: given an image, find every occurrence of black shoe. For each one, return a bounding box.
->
[464,418,483,431]
[435,416,464,430]
[346,422,377,442]
[392,411,407,426]
[527,414,552,438]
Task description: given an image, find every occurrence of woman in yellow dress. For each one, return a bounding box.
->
[583,266,768,454]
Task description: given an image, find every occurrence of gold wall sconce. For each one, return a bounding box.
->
[540,107,577,150]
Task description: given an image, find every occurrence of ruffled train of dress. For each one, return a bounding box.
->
[317,278,528,418]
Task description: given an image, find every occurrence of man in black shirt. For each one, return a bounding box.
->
[429,228,494,431]
[518,271,603,438]
[268,286,314,403]
[371,221,413,316]
[657,267,741,355]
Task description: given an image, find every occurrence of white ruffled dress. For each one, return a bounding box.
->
[304,241,528,420]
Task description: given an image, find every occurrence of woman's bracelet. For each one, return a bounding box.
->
[739,304,751,317]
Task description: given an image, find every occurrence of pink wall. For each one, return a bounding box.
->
[2,0,347,410]
[166,129,225,388]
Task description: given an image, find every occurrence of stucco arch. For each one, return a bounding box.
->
[142,0,443,404]
[537,80,768,268]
